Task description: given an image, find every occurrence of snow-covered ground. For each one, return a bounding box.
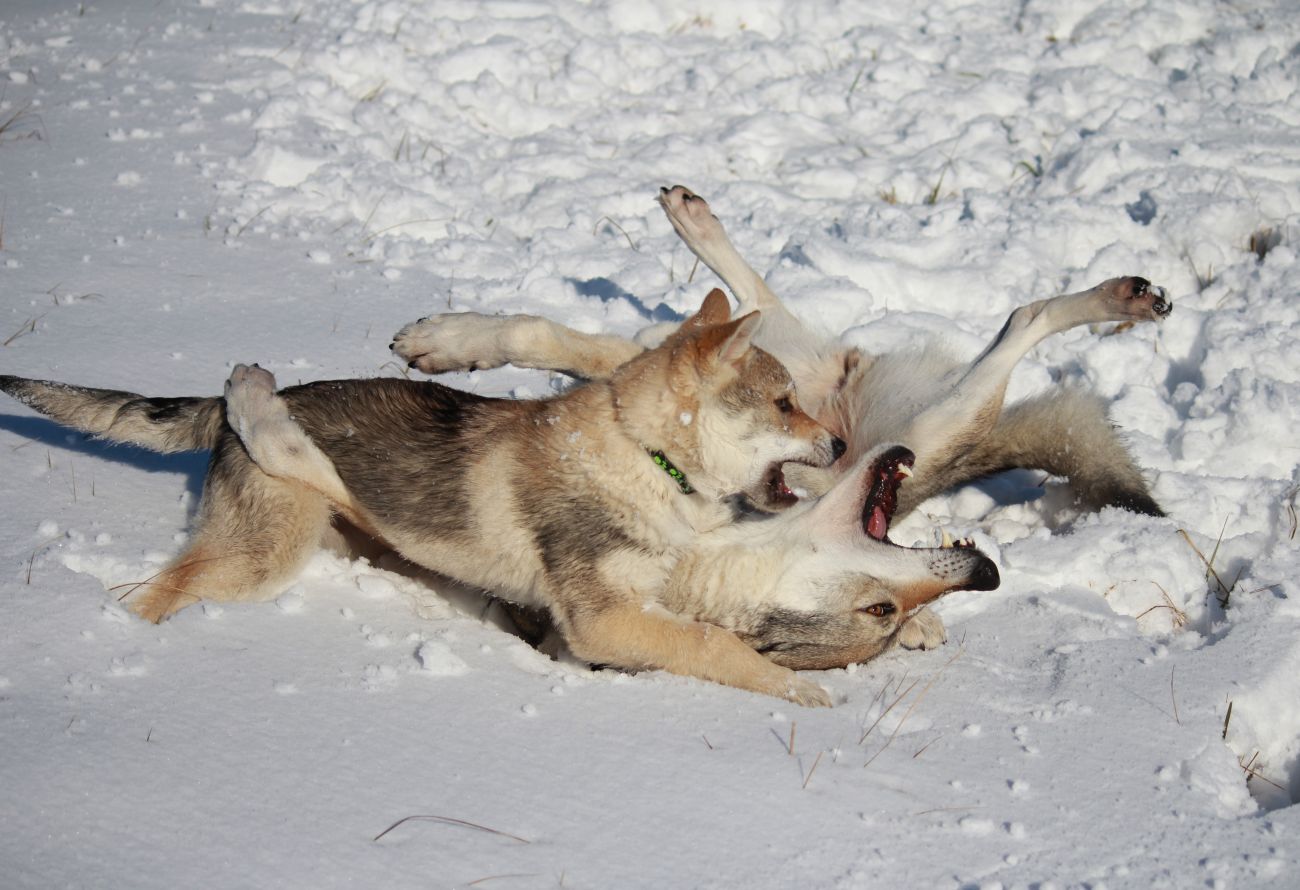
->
[2,0,1299,886]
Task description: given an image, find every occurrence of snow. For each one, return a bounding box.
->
[2,0,1299,886]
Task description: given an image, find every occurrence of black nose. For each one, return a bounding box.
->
[830,436,847,461]
[966,554,1001,591]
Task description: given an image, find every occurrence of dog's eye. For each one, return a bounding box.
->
[775,396,794,414]
[860,603,895,617]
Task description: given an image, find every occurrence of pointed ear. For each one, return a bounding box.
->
[681,288,732,332]
[693,310,761,369]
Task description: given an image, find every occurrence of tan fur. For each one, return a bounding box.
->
[384,185,1171,677]
[2,293,845,707]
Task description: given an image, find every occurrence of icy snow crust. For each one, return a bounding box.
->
[2,0,1299,886]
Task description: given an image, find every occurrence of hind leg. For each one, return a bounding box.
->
[902,277,1170,483]
[127,429,332,622]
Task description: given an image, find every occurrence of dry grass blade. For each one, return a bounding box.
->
[1222,700,1233,740]
[858,677,919,745]
[1183,251,1215,292]
[1170,665,1180,725]
[801,751,823,790]
[1176,527,1234,606]
[1134,582,1188,629]
[912,734,943,759]
[864,650,962,767]
[592,216,638,251]
[1238,752,1288,793]
[1285,484,1298,541]
[107,552,239,618]
[377,360,413,379]
[373,814,531,844]
[361,217,449,245]
[911,805,983,817]
[234,205,272,238]
[467,874,539,887]
[0,101,45,143]
[4,314,45,347]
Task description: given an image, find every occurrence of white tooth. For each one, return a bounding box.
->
[940,529,953,549]
[896,464,913,479]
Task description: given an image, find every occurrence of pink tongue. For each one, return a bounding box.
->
[867,506,888,540]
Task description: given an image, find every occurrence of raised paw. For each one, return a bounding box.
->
[222,362,301,465]
[224,362,277,398]
[896,606,947,651]
[657,184,727,247]
[1104,276,1173,321]
[391,313,510,375]
[223,363,281,437]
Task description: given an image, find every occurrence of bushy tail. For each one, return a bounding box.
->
[926,388,1164,517]
[0,375,224,453]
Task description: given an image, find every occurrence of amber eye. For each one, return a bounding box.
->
[775,396,794,414]
[861,603,896,617]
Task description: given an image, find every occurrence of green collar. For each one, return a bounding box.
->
[648,450,695,495]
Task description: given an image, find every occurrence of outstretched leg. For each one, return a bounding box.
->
[893,276,1171,513]
[562,600,831,707]
[391,313,643,380]
[127,428,332,621]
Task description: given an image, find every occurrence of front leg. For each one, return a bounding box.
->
[896,606,946,650]
[392,312,643,380]
[561,599,830,707]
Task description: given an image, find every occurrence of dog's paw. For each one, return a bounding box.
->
[784,675,833,708]
[897,606,947,651]
[224,362,277,398]
[1102,276,1173,321]
[657,185,726,246]
[391,313,511,374]
[223,363,280,437]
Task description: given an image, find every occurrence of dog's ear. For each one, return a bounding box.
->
[693,310,762,369]
[680,288,732,332]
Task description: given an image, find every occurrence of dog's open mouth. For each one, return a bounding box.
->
[862,445,915,542]
[765,463,798,508]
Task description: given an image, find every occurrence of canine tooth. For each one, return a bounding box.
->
[940,529,954,549]
[896,463,913,479]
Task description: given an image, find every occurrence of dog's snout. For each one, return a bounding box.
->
[830,436,847,462]
[966,553,1001,591]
